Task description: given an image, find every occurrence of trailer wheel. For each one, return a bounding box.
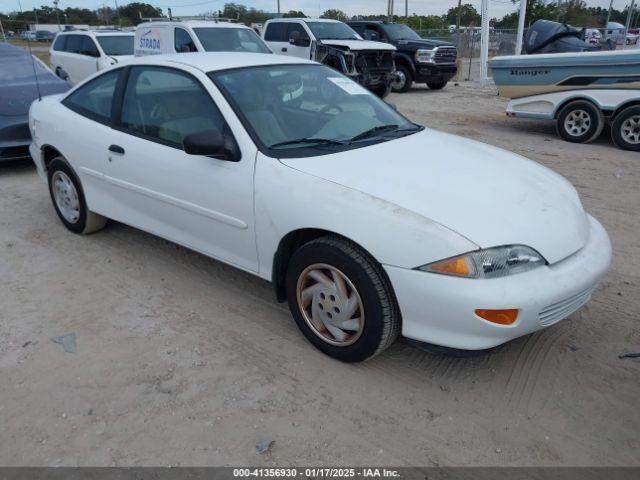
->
[556,100,604,144]
[611,105,640,151]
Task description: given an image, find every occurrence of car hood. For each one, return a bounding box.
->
[279,129,590,265]
[320,39,396,52]
[396,38,454,50]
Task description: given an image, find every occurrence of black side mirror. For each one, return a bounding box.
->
[183,129,240,162]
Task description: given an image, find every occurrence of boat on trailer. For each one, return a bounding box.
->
[491,49,640,99]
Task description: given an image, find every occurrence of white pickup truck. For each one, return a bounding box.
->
[262,18,396,97]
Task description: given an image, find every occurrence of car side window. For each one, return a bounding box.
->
[286,23,309,42]
[363,27,381,41]
[120,66,227,148]
[175,28,197,53]
[264,22,286,42]
[62,69,120,123]
[80,36,100,57]
[65,34,83,53]
[53,34,67,51]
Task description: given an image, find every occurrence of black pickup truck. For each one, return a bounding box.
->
[348,21,458,93]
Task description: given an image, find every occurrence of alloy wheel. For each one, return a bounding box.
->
[621,115,640,145]
[52,171,80,224]
[564,110,592,137]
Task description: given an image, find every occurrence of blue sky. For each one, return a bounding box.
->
[0,0,626,18]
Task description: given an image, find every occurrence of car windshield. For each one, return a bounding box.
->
[305,22,360,40]
[382,24,421,41]
[211,64,421,157]
[194,28,271,53]
[96,36,134,55]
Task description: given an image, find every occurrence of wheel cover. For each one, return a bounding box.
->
[296,263,365,347]
[621,115,640,145]
[391,70,407,90]
[564,109,592,137]
[52,171,80,224]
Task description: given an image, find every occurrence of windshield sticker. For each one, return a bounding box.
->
[328,77,371,95]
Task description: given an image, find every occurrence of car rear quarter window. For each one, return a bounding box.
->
[62,69,120,123]
[52,35,67,51]
[264,22,287,42]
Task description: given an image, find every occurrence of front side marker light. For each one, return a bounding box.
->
[475,309,519,325]
[425,256,474,277]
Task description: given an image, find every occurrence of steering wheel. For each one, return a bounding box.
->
[320,104,344,115]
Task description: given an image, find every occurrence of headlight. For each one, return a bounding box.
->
[415,49,436,63]
[417,245,546,279]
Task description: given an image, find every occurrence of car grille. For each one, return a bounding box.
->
[356,51,395,73]
[435,47,457,64]
[538,287,595,327]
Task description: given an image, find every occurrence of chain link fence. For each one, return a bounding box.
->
[415,28,518,82]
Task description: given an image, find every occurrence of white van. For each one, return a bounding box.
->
[50,29,134,85]
[134,20,272,56]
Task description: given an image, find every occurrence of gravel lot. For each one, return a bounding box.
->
[1,83,638,466]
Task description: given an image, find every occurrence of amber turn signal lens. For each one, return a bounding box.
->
[427,257,472,277]
[475,309,519,325]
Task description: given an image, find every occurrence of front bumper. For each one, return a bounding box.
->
[414,64,457,83]
[384,215,612,350]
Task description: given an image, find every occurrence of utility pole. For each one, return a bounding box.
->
[606,0,614,26]
[515,0,527,54]
[625,0,636,49]
[277,0,280,15]
[405,0,408,18]
[480,0,489,84]
[114,0,122,27]
[456,0,462,31]
[0,17,7,42]
[53,0,61,30]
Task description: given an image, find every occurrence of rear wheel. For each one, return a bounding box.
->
[556,100,604,144]
[47,157,107,234]
[426,80,448,90]
[391,64,413,93]
[285,236,400,362]
[611,105,640,151]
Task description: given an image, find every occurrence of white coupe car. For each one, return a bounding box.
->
[29,53,612,362]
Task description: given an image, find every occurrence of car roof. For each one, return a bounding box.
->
[129,52,315,72]
[137,21,250,29]
[267,18,342,24]
[59,30,133,37]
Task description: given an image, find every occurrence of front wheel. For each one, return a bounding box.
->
[369,83,392,98]
[391,65,413,93]
[611,105,640,151]
[285,236,400,362]
[556,100,604,144]
[426,80,448,90]
[47,157,107,234]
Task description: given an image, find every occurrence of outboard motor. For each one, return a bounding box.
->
[522,20,600,54]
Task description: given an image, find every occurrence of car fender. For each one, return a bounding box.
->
[254,153,479,280]
[393,52,417,75]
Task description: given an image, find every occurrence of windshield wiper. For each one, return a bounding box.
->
[349,125,400,142]
[270,137,346,149]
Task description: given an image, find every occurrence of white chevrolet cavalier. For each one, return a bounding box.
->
[29,53,612,362]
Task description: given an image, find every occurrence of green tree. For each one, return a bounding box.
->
[283,10,306,18]
[445,4,481,26]
[118,2,162,25]
[320,9,349,22]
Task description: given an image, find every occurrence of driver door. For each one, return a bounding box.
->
[102,65,258,271]
[285,23,312,59]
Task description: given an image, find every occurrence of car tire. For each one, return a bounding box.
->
[369,83,392,98]
[47,157,107,234]
[391,64,413,93]
[556,100,604,144]
[426,80,448,90]
[611,105,640,151]
[285,236,400,362]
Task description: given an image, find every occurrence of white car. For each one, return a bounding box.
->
[134,19,272,56]
[50,29,134,85]
[262,18,396,97]
[29,53,612,362]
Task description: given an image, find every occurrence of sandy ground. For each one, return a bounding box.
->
[0,84,639,467]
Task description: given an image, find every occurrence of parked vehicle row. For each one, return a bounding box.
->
[28,53,611,361]
[49,18,458,95]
